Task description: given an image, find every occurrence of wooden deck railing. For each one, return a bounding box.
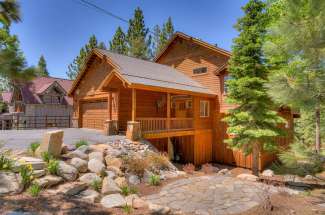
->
[136,117,193,133]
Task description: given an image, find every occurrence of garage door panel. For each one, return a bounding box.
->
[81,100,108,130]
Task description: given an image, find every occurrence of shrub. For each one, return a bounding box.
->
[0,153,13,171]
[124,155,148,177]
[19,164,33,187]
[75,140,89,149]
[121,185,138,196]
[122,204,132,214]
[41,152,54,163]
[146,152,170,171]
[47,159,59,175]
[28,183,41,197]
[90,178,102,192]
[183,163,195,174]
[28,142,40,156]
[148,174,161,186]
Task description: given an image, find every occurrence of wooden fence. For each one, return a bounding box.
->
[136,117,193,133]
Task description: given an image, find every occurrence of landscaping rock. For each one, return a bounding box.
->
[77,189,100,203]
[105,156,122,169]
[261,169,274,177]
[70,157,88,173]
[304,175,315,180]
[0,172,23,195]
[148,203,171,214]
[143,170,154,183]
[100,194,126,208]
[107,165,123,176]
[55,182,87,196]
[61,144,69,154]
[88,158,105,173]
[89,151,104,162]
[126,194,147,208]
[77,145,89,153]
[237,173,258,182]
[128,174,140,185]
[79,173,101,185]
[105,170,116,179]
[217,168,230,175]
[32,169,46,178]
[160,170,186,180]
[101,177,121,195]
[65,149,88,160]
[89,144,110,152]
[15,157,45,171]
[35,175,63,188]
[57,161,78,181]
[37,130,64,157]
[106,148,123,158]
[114,177,127,188]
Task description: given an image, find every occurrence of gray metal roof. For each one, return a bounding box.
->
[96,49,215,95]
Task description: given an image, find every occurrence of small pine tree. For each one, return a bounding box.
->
[66,35,105,80]
[126,7,151,59]
[36,55,49,77]
[152,17,175,57]
[109,26,128,55]
[224,0,285,176]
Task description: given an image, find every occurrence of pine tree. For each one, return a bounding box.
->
[223,0,285,175]
[152,17,175,57]
[66,35,105,80]
[36,55,49,77]
[126,7,151,59]
[109,26,128,55]
[265,0,325,153]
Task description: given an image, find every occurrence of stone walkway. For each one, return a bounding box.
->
[144,175,278,215]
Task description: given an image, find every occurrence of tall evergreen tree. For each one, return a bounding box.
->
[109,26,128,55]
[224,0,285,175]
[66,35,105,80]
[0,0,20,27]
[126,7,151,59]
[265,0,325,153]
[36,55,49,77]
[152,17,175,57]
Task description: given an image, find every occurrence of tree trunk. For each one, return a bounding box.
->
[252,142,260,176]
[315,107,321,153]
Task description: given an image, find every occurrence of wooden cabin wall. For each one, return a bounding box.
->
[135,90,167,118]
[118,88,132,131]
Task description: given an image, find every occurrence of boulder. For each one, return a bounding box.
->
[106,149,124,158]
[105,156,123,169]
[37,130,64,157]
[89,151,104,162]
[0,172,23,195]
[114,177,127,188]
[101,194,126,208]
[77,189,100,203]
[261,169,274,177]
[217,168,230,175]
[101,177,121,195]
[77,145,90,153]
[15,157,45,171]
[57,161,78,181]
[70,158,88,173]
[148,203,171,214]
[35,175,63,188]
[143,170,154,183]
[237,173,258,182]
[107,166,123,176]
[65,150,88,160]
[304,175,315,180]
[61,144,69,154]
[88,159,105,173]
[79,173,101,185]
[89,144,111,153]
[55,181,87,196]
[105,170,116,179]
[125,194,147,209]
[128,174,140,185]
[32,169,46,178]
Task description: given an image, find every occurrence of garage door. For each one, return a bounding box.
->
[81,100,108,130]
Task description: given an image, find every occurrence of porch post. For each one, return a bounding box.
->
[126,88,141,140]
[108,92,112,120]
[166,93,170,130]
[166,93,174,160]
[132,88,136,121]
[104,91,118,136]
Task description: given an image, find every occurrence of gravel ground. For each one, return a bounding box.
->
[0,128,125,150]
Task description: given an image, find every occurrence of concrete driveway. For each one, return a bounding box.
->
[0,128,125,150]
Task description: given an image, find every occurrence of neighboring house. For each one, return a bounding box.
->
[69,32,295,170]
[1,76,73,129]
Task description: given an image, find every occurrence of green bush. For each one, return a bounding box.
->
[19,164,33,188]
[47,159,59,175]
[121,185,138,196]
[28,142,40,156]
[122,204,132,214]
[148,174,161,186]
[28,183,41,197]
[75,140,89,149]
[41,152,54,163]
[0,153,13,170]
[90,178,102,192]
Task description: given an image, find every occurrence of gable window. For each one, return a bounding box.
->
[200,100,209,117]
[224,75,233,94]
[193,67,207,75]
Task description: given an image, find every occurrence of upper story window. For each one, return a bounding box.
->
[200,100,209,117]
[193,67,207,75]
[224,75,233,94]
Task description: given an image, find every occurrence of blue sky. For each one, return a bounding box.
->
[11,0,248,79]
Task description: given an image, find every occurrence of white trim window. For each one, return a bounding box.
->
[200,100,209,117]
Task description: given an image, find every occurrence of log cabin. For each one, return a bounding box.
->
[69,32,295,170]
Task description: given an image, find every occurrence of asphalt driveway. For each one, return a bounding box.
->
[0,128,125,150]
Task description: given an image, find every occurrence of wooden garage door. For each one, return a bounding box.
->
[81,100,108,130]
